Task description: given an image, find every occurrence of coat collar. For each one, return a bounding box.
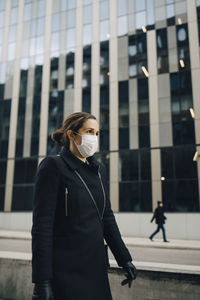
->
[59,146,100,173]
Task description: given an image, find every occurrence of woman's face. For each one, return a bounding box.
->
[74,118,99,145]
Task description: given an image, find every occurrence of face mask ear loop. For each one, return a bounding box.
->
[73,132,83,146]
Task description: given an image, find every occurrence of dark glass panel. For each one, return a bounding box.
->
[176,24,190,70]
[100,84,109,151]
[162,179,199,212]
[14,158,37,184]
[31,65,43,156]
[119,181,152,212]
[119,81,129,149]
[161,147,174,179]
[140,148,151,180]
[82,45,91,88]
[0,99,11,158]
[129,33,147,78]
[47,91,64,155]
[174,145,197,179]
[12,185,34,211]
[15,97,26,157]
[0,84,5,100]
[82,87,91,113]
[157,28,169,74]
[0,160,7,184]
[170,71,195,145]
[66,51,75,89]
[0,186,5,211]
[138,78,150,147]
[100,41,109,85]
[120,150,138,181]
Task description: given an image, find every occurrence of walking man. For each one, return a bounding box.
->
[149,201,169,242]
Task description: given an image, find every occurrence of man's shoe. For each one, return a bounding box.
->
[164,240,169,242]
[149,236,153,241]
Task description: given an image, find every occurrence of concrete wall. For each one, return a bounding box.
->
[0,257,200,300]
[0,212,200,240]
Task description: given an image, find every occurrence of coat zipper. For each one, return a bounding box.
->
[74,168,106,221]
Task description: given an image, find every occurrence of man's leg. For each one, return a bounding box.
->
[149,225,160,240]
[160,224,168,242]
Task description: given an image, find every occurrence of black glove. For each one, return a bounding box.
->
[32,280,54,300]
[121,261,137,288]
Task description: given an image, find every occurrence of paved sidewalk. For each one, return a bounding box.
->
[0,229,200,250]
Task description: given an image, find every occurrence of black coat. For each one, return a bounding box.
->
[31,147,132,300]
[151,206,167,225]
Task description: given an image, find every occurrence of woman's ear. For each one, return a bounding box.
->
[66,130,74,141]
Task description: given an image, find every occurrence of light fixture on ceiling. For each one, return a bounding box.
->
[189,108,195,119]
[107,71,110,76]
[179,59,185,68]
[141,66,149,77]
[177,18,182,25]
[161,177,166,181]
[193,151,200,162]
[142,26,147,33]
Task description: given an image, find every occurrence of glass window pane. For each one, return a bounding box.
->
[24,3,32,21]
[0,1,5,10]
[0,12,5,27]
[118,15,128,36]
[37,18,45,35]
[66,28,75,50]
[8,43,16,60]
[83,5,92,24]
[100,1,109,20]
[83,25,91,45]
[51,32,59,52]
[66,9,76,28]
[136,11,146,30]
[135,0,146,12]
[0,28,3,44]
[61,0,67,11]
[36,36,44,54]
[9,25,17,42]
[118,0,128,16]
[37,0,45,17]
[100,20,109,41]
[166,4,174,19]
[10,7,18,24]
[52,13,60,32]
[67,0,76,9]
[147,0,154,25]
[12,0,18,7]
[84,0,92,5]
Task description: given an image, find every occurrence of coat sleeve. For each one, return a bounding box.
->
[100,164,132,267]
[31,156,60,283]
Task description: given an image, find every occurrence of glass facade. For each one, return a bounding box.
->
[0,0,199,213]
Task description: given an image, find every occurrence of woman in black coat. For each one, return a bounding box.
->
[32,112,136,300]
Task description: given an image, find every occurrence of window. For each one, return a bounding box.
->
[119,81,129,149]
[138,78,150,147]
[129,33,147,78]
[119,149,152,212]
[157,28,169,73]
[0,100,11,158]
[170,71,195,145]
[176,24,190,70]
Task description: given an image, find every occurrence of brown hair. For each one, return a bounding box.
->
[51,112,96,148]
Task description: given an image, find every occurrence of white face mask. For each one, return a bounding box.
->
[74,133,98,158]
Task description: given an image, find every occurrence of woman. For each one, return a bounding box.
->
[32,112,136,300]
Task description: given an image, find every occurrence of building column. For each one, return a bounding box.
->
[23,67,35,157]
[91,0,100,123]
[147,30,162,210]
[4,0,24,211]
[74,0,83,112]
[109,0,119,212]
[38,0,53,163]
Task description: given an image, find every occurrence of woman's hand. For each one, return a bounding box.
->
[121,261,137,288]
[32,280,54,300]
